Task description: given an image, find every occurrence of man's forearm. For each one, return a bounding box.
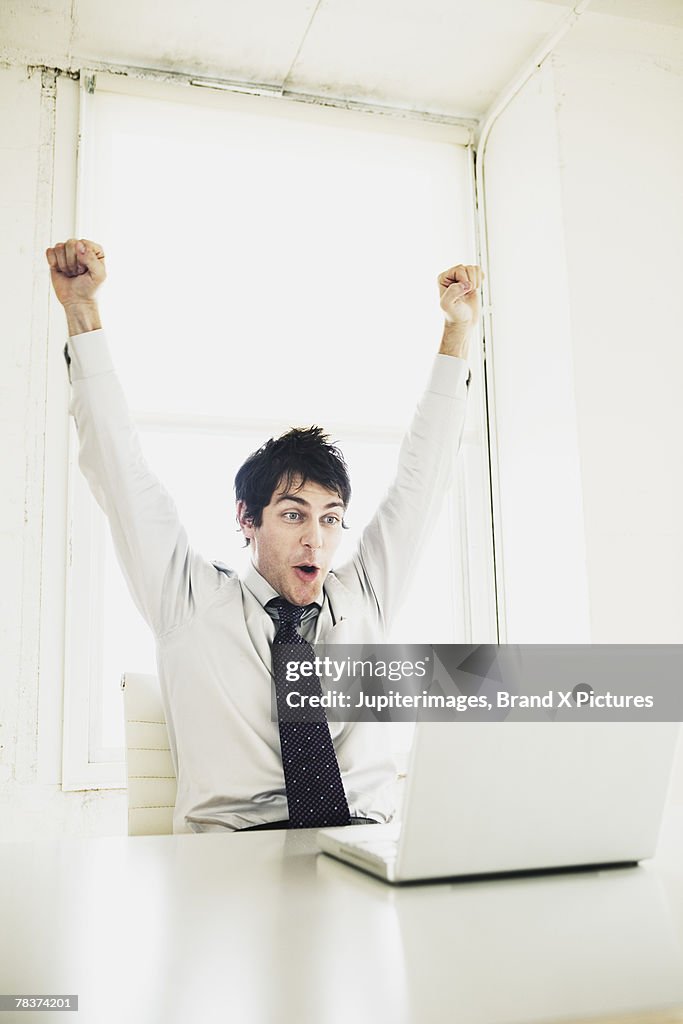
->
[439,323,471,360]
[64,302,101,336]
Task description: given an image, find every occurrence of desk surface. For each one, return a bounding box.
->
[2,814,683,1024]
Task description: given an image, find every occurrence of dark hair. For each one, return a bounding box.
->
[235,425,351,545]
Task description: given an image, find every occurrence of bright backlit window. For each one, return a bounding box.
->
[63,73,494,788]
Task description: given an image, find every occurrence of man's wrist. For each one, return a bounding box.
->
[439,322,471,360]
[64,301,101,336]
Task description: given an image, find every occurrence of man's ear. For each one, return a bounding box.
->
[236,500,255,540]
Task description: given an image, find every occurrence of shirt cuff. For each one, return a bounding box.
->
[426,353,471,398]
[63,329,115,383]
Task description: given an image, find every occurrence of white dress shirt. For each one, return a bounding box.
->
[64,330,469,832]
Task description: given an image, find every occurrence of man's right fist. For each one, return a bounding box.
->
[46,239,106,307]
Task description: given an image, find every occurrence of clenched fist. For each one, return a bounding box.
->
[46,239,106,308]
[438,264,484,329]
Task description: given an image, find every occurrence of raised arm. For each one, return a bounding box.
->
[46,239,226,637]
[333,263,484,632]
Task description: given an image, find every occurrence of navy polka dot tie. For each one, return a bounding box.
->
[270,598,351,828]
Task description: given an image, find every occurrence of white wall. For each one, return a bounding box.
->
[483,61,591,644]
[555,16,683,644]
[0,64,127,840]
[555,18,683,803]
[484,13,683,647]
[483,13,683,799]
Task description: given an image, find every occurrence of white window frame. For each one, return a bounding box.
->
[58,70,497,791]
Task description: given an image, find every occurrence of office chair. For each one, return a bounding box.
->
[120,672,177,836]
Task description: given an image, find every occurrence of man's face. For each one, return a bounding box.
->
[238,476,346,606]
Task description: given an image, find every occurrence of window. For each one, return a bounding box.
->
[62,72,495,789]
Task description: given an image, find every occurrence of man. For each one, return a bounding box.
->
[46,238,483,833]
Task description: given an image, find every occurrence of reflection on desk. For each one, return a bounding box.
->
[317,853,683,1023]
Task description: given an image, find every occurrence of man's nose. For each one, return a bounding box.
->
[301,521,323,549]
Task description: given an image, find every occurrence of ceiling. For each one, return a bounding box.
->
[1,0,682,120]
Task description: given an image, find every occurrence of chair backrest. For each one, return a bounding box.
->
[120,672,177,836]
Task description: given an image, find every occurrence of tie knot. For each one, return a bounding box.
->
[271,598,307,628]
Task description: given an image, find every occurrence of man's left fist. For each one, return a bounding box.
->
[438,264,484,330]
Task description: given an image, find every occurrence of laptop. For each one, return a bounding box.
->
[317,721,680,883]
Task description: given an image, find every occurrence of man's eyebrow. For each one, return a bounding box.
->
[274,494,344,510]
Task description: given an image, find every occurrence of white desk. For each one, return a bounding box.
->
[2,814,683,1024]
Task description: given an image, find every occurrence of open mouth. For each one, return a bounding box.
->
[294,564,320,581]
